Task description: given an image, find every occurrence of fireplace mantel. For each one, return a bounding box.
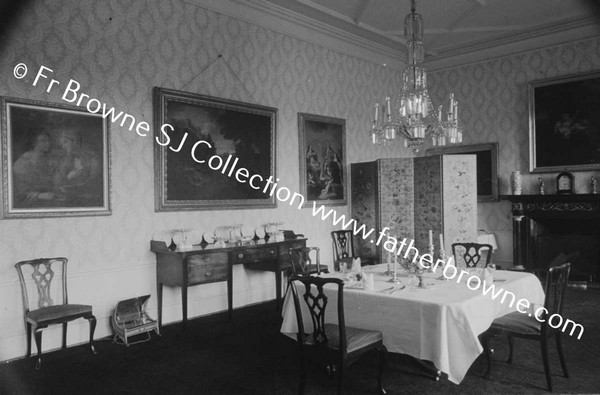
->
[501,195,600,282]
[502,194,600,219]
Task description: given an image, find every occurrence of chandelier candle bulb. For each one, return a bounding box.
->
[374,103,379,122]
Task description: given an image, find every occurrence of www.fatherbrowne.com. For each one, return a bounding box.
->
[18,63,583,340]
[312,203,584,340]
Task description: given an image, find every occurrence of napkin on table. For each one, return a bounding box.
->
[352,257,362,272]
[478,268,494,284]
[363,272,375,291]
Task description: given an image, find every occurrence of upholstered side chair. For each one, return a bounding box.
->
[481,262,571,391]
[289,275,387,394]
[15,257,97,369]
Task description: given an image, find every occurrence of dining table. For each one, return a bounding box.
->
[280,264,545,384]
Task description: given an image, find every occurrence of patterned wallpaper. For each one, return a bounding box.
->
[428,37,600,264]
[0,0,408,360]
[0,0,598,361]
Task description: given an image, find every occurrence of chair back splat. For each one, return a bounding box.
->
[451,243,493,268]
[331,231,354,260]
[542,262,571,330]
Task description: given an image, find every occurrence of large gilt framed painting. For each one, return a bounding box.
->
[298,113,346,207]
[1,97,111,219]
[153,88,277,211]
[529,71,600,172]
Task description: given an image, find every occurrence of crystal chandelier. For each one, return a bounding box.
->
[370,0,463,152]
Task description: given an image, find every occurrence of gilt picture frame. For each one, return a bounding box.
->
[529,71,600,173]
[154,88,277,211]
[426,142,499,202]
[1,97,111,219]
[298,113,346,207]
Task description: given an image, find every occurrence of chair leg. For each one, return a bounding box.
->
[62,322,68,349]
[541,336,553,392]
[555,332,569,378]
[34,328,43,370]
[481,334,494,378]
[377,345,387,395]
[25,322,32,358]
[336,359,345,395]
[507,336,514,364]
[298,351,306,395]
[87,315,98,355]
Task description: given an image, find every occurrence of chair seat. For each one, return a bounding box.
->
[324,323,383,354]
[489,311,541,336]
[27,304,93,326]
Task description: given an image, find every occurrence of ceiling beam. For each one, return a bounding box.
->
[386,24,529,36]
[426,2,481,50]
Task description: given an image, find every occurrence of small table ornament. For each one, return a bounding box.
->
[538,177,545,195]
[387,252,403,284]
[556,171,574,194]
[591,176,598,194]
[511,171,522,195]
[384,250,396,276]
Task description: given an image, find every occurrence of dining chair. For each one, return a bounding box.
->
[15,257,97,369]
[451,242,493,269]
[289,275,387,394]
[331,230,354,272]
[289,246,328,276]
[481,262,571,392]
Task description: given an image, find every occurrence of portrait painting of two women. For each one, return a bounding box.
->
[2,99,109,217]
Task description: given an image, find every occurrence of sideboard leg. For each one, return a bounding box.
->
[275,267,282,310]
[157,282,163,330]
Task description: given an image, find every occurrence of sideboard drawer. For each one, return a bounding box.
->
[233,247,277,264]
[188,253,228,284]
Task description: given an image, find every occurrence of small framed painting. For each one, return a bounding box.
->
[529,71,600,172]
[298,113,346,207]
[1,97,111,219]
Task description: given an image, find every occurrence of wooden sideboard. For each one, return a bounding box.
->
[150,237,307,329]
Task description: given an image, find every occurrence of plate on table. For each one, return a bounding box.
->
[153,230,172,245]
[214,226,231,243]
[241,225,255,239]
[344,280,364,289]
[255,226,266,239]
[203,231,216,244]
[187,230,203,245]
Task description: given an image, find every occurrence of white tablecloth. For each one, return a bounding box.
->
[280,265,545,384]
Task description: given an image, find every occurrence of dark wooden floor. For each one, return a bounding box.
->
[1,288,599,394]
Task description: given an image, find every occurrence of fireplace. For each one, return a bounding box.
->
[503,194,600,288]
